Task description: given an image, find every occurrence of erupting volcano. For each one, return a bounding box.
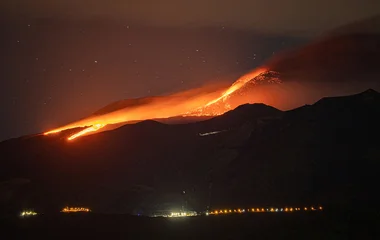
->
[44,68,281,140]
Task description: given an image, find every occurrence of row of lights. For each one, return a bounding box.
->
[209,206,322,215]
[61,207,91,213]
[20,207,92,217]
[21,206,322,217]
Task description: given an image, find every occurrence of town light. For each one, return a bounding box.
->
[61,207,91,213]
[20,210,37,217]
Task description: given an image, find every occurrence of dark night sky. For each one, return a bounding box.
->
[1,0,379,140]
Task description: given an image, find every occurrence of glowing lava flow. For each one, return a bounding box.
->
[67,124,106,141]
[206,69,266,107]
[186,68,269,116]
[44,68,268,140]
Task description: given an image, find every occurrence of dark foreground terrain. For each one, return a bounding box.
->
[1,211,379,240]
[1,89,380,215]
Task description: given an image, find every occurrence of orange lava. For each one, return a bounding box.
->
[67,124,106,141]
[44,68,268,140]
[186,68,270,116]
[207,69,266,106]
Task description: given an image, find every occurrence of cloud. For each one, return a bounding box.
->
[2,0,380,35]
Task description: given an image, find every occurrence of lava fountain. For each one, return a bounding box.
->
[45,67,274,140]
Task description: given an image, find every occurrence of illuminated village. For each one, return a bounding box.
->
[20,210,38,217]
[19,206,322,218]
[61,207,91,213]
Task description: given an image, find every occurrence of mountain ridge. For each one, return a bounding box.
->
[0,89,379,215]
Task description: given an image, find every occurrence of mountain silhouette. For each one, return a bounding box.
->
[0,89,379,215]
